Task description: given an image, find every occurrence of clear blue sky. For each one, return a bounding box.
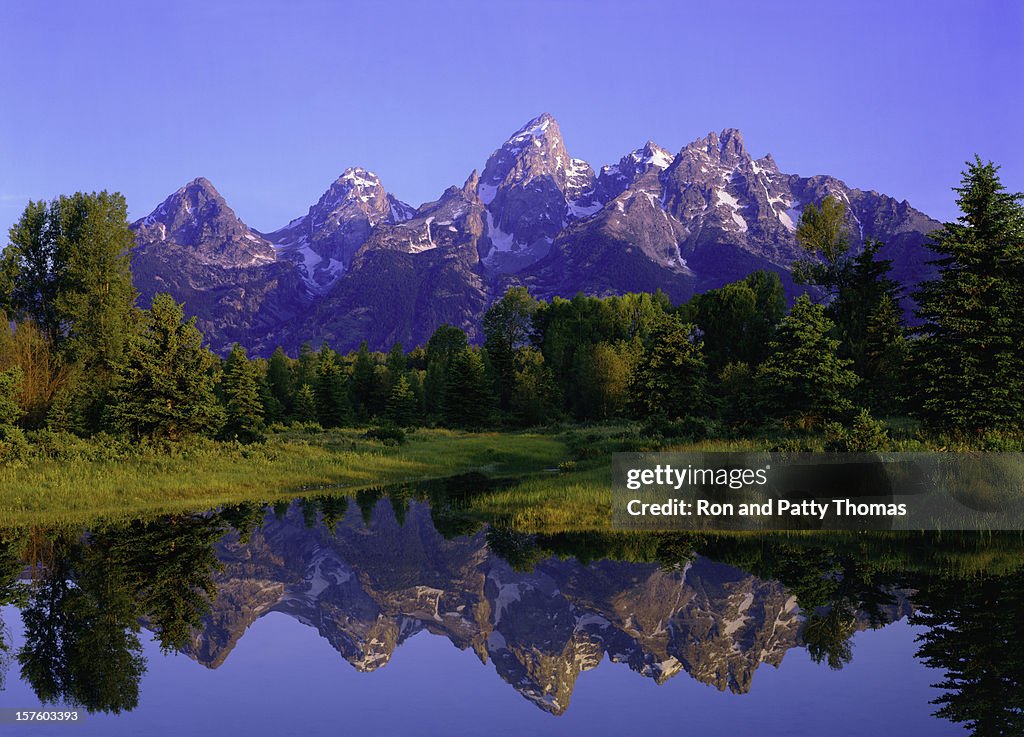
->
[1,0,1021,237]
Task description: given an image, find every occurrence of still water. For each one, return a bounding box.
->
[0,484,1019,736]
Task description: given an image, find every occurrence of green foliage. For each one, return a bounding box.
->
[717,361,759,428]
[220,344,266,443]
[863,294,909,414]
[793,195,852,287]
[364,422,406,445]
[349,341,381,420]
[912,157,1024,434]
[757,294,859,426]
[315,346,350,428]
[484,287,538,412]
[4,192,136,368]
[109,294,222,440]
[629,315,710,420]
[824,409,891,452]
[384,374,418,427]
[293,384,318,424]
[683,270,786,371]
[510,347,561,426]
[0,366,23,426]
[266,347,293,415]
[443,348,491,429]
[0,424,29,465]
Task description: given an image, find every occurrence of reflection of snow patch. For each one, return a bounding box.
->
[492,581,523,625]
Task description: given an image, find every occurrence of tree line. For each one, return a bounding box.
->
[1,158,1021,448]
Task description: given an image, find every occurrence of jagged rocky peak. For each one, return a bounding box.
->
[134,176,276,266]
[264,166,417,294]
[596,140,676,201]
[478,113,601,273]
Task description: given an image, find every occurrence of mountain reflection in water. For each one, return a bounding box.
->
[0,483,1021,736]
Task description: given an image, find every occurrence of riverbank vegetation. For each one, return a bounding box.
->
[1,159,1022,521]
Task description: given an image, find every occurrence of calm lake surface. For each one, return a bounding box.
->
[0,485,1018,736]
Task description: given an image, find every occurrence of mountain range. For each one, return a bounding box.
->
[131,114,941,355]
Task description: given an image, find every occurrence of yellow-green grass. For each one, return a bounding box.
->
[0,427,568,527]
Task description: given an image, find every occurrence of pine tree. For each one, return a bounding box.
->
[424,325,468,419]
[266,347,293,416]
[442,348,490,429]
[349,342,379,421]
[109,294,222,440]
[913,157,1024,433]
[757,294,859,426]
[221,344,265,443]
[293,384,318,424]
[629,316,710,420]
[863,294,908,415]
[483,287,538,412]
[315,346,350,427]
[384,374,417,427]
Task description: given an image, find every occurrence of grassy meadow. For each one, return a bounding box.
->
[0,426,568,526]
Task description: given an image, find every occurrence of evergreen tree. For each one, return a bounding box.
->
[629,316,710,420]
[913,157,1024,433]
[424,325,468,419]
[483,287,538,412]
[349,341,379,420]
[509,347,561,426]
[220,344,265,443]
[294,342,318,392]
[827,239,903,377]
[109,294,222,440]
[757,294,859,426]
[384,342,407,389]
[293,384,318,424]
[315,346,350,427]
[266,347,293,416]
[863,294,909,415]
[443,348,490,429]
[384,374,417,427]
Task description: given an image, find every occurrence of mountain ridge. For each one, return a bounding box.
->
[130,114,941,355]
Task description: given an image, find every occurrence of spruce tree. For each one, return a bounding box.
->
[293,384,318,424]
[266,347,293,416]
[442,348,490,429]
[384,374,417,427]
[315,346,350,427]
[349,342,379,420]
[221,344,265,443]
[913,157,1024,433]
[757,294,859,425]
[629,315,710,420]
[110,294,222,440]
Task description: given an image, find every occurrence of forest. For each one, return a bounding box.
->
[0,158,1022,466]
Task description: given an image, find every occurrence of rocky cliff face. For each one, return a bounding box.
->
[132,115,941,354]
[178,500,910,715]
[131,178,309,354]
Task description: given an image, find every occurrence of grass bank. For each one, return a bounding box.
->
[0,426,568,526]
